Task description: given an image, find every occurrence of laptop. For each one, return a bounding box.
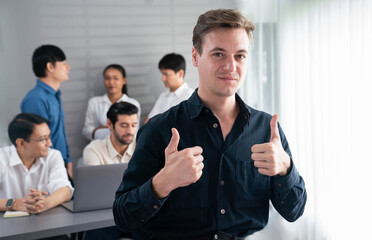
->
[62,163,127,212]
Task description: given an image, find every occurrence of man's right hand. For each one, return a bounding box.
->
[152,128,204,199]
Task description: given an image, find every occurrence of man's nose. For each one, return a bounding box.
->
[128,126,136,134]
[222,56,236,72]
[46,137,52,147]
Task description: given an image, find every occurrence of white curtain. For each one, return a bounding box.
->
[240,0,372,239]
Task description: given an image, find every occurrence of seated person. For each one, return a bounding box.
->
[83,101,138,166]
[82,64,141,140]
[144,53,194,124]
[83,102,143,239]
[0,113,73,213]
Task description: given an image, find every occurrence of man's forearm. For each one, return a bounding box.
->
[42,186,71,212]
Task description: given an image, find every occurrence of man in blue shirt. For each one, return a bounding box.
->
[21,45,72,179]
[113,9,307,240]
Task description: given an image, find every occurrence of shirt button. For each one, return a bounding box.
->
[141,219,145,222]
[153,205,159,209]
[205,109,210,113]
[277,183,282,187]
[214,234,218,239]
[220,180,225,186]
[213,123,218,128]
[220,209,226,214]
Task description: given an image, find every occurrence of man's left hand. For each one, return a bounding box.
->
[251,114,291,176]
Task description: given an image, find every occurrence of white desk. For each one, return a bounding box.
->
[0,206,115,240]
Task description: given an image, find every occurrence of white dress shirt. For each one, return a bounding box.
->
[0,145,74,199]
[82,93,141,140]
[83,135,136,166]
[148,82,194,119]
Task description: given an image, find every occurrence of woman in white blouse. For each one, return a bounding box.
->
[83,64,141,140]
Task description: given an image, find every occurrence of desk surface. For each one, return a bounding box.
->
[0,206,115,240]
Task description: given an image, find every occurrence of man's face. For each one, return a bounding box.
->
[111,114,138,146]
[49,60,70,83]
[23,123,52,159]
[160,68,183,92]
[192,28,249,99]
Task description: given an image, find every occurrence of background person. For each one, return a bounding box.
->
[21,44,73,179]
[83,64,141,140]
[143,53,194,124]
[0,113,73,214]
[83,102,138,166]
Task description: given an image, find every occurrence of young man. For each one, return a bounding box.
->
[83,102,144,240]
[83,101,138,166]
[0,113,73,213]
[144,53,194,124]
[113,9,307,239]
[21,45,72,178]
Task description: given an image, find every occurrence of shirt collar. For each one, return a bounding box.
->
[187,89,251,120]
[36,79,60,96]
[106,135,121,159]
[172,82,188,97]
[187,89,205,119]
[9,145,46,169]
[103,93,130,105]
[124,136,136,158]
[106,134,136,159]
[235,93,251,121]
[9,145,24,167]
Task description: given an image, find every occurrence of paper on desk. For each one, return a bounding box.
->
[3,211,30,218]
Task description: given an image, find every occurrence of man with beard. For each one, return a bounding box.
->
[83,101,138,166]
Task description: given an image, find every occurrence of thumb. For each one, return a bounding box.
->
[165,128,180,155]
[270,114,281,142]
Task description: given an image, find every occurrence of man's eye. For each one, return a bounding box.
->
[213,53,222,57]
[237,54,246,59]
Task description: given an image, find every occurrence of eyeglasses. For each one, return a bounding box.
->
[29,135,52,144]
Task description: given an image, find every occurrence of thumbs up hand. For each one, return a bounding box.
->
[251,115,291,176]
[152,128,204,198]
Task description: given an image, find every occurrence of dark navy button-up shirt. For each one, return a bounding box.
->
[21,79,71,164]
[113,90,306,239]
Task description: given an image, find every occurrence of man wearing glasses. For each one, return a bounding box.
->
[0,113,73,213]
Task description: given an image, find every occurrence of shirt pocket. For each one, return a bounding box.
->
[235,157,269,208]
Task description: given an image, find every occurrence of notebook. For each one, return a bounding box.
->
[62,163,127,212]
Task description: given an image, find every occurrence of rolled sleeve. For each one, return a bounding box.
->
[47,150,74,198]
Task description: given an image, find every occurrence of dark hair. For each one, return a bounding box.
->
[106,101,138,126]
[32,45,66,78]
[103,64,128,95]
[158,53,186,77]
[192,9,255,54]
[8,113,50,146]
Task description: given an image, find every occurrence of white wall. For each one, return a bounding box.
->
[0,0,235,165]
